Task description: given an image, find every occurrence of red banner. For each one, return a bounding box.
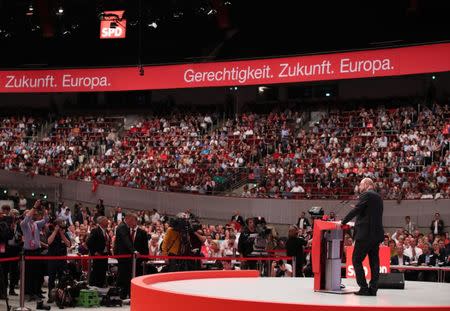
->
[346,246,390,279]
[0,43,449,93]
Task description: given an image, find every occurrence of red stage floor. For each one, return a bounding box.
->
[131,270,450,311]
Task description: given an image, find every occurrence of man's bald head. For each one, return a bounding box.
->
[359,178,375,193]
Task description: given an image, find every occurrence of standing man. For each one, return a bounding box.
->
[430,213,444,239]
[87,216,110,288]
[114,213,136,299]
[132,223,149,277]
[20,200,49,301]
[404,216,416,234]
[341,178,384,296]
[296,212,310,230]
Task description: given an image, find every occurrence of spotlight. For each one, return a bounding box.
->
[258,86,268,94]
[27,5,34,16]
[147,22,157,29]
[31,192,35,197]
[207,9,217,16]
[62,30,71,36]
[3,189,7,194]
[43,195,48,199]
[432,75,436,80]
[325,92,331,97]
[56,6,64,16]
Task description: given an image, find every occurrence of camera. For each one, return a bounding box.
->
[308,206,324,219]
[170,217,200,233]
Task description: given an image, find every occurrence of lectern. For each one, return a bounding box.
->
[312,220,355,294]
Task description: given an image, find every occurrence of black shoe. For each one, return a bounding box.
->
[369,288,377,296]
[9,289,18,296]
[354,288,372,296]
[36,300,51,310]
[28,294,38,302]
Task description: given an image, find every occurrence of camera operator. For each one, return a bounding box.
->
[238,218,258,270]
[189,221,206,270]
[46,218,71,303]
[20,200,49,301]
[270,260,293,277]
[0,205,14,299]
[285,225,308,277]
[161,213,198,271]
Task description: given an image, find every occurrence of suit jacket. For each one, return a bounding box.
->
[296,217,310,229]
[133,228,149,255]
[114,212,126,224]
[404,222,416,233]
[114,222,134,255]
[417,252,445,266]
[87,226,108,255]
[430,220,444,235]
[342,190,384,242]
[231,215,244,226]
[391,254,411,266]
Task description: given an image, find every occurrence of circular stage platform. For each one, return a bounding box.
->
[131,270,450,311]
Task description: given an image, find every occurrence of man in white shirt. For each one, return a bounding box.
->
[291,183,305,193]
[404,239,422,263]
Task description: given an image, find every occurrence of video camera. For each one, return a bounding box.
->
[308,206,324,219]
[169,217,201,234]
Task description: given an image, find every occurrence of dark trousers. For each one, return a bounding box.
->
[23,249,42,296]
[89,258,108,288]
[353,240,380,290]
[117,258,132,298]
[48,260,67,293]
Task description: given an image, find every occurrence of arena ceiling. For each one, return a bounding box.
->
[0,0,449,68]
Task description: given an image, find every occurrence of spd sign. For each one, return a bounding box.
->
[346,246,390,279]
[100,11,126,39]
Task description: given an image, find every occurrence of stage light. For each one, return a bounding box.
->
[325,92,331,97]
[207,9,217,16]
[27,4,34,16]
[3,189,7,194]
[224,1,232,6]
[31,192,35,197]
[432,75,436,80]
[43,195,48,199]
[147,22,157,29]
[57,6,64,16]
[258,86,268,94]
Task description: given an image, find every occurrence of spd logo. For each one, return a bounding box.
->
[100,11,126,39]
[346,246,390,279]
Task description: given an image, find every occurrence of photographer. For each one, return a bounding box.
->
[46,218,71,303]
[238,218,258,270]
[20,200,49,301]
[270,260,293,277]
[0,205,14,299]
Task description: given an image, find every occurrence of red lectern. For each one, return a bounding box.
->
[312,220,355,294]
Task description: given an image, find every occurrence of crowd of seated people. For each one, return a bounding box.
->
[0,101,448,200]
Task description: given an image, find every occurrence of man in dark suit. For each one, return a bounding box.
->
[296,211,310,230]
[430,213,444,239]
[87,216,110,287]
[133,224,149,277]
[230,210,245,227]
[114,213,136,299]
[391,246,411,266]
[113,207,126,224]
[341,178,384,296]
